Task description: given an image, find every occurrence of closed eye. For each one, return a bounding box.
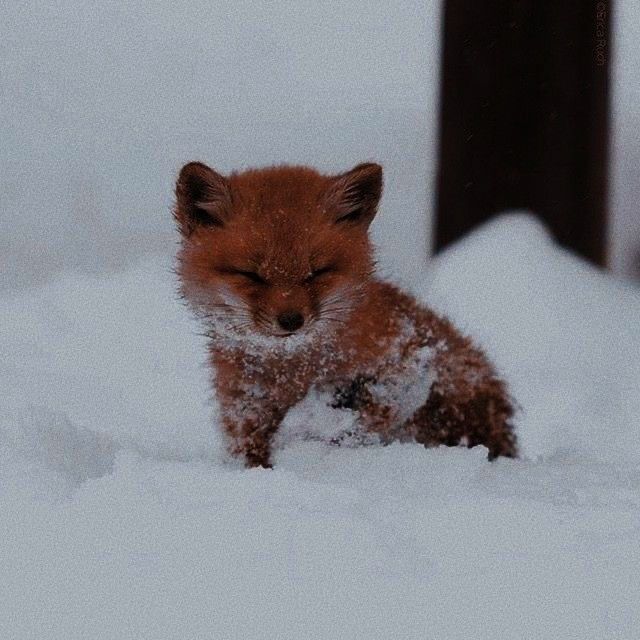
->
[305,266,335,283]
[228,269,267,284]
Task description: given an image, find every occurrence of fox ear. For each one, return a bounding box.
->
[174,162,231,236]
[325,163,383,228]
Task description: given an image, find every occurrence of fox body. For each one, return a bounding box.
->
[174,161,517,467]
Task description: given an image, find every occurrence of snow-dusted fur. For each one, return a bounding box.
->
[174,162,517,466]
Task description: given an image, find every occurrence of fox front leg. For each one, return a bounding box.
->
[215,365,307,467]
[213,350,314,467]
[219,394,287,468]
[212,353,292,467]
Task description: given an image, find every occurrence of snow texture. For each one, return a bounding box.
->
[1,215,639,639]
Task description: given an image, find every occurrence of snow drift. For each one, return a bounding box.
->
[1,215,639,639]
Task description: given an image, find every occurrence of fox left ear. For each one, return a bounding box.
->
[174,161,232,237]
[325,163,383,228]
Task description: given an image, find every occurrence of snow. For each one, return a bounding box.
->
[2,214,639,639]
[424,213,640,464]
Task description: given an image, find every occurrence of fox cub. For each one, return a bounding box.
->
[174,161,517,467]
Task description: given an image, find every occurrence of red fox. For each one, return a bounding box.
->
[174,161,517,467]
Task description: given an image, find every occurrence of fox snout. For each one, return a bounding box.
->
[276,310,305,333]
[259,286,311,336]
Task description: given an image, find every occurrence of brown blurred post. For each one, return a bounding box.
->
[435,0,611,266]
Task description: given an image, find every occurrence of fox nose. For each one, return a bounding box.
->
[277,311,304,333]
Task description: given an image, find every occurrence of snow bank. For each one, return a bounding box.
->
[1,215,639,639]
[423,213,640,463]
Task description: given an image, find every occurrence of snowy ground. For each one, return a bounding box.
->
[1,215,639,639]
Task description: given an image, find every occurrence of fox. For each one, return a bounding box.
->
[174,161,517,468]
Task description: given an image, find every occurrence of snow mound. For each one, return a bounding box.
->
[423,212,640,462]
[1,215,639,639]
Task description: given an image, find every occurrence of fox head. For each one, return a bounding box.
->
[174,162,383,346]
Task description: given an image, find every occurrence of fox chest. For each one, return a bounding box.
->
[299,343,437,424]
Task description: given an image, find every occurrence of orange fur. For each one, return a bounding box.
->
[174,162,517,467]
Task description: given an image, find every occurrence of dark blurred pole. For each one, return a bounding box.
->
[435,0,611,266]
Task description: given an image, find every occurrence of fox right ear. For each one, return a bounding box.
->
[174,162,231,236]
[325,163,383,228]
